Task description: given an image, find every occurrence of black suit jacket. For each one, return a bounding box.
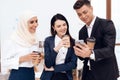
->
[40,36,77,80]
[79,17,119,80]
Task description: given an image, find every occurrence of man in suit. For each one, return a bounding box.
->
[73,0,119,80]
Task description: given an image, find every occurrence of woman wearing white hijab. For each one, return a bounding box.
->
[1,10,41,80]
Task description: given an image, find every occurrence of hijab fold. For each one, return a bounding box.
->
[11,10,38,47]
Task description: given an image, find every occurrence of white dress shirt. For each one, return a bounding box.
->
[86,16,96,60]
[55,35,68,65]
[85,16,97,70]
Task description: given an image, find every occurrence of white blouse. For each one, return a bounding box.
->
[55,35,68,65]
[1,39,38,74]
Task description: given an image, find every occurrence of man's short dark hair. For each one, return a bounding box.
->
[73,0,91,10]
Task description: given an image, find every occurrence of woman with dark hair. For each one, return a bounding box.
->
[40,13,77,80]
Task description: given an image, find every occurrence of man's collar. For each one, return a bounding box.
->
[86,16,97,28]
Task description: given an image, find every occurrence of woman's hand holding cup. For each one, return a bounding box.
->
[62,35,70,48]
[32,51,42,66]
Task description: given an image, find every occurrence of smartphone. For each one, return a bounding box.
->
[75,40,85,45]
[33,51,41,55]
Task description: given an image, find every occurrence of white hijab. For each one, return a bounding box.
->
[11,10,38,47]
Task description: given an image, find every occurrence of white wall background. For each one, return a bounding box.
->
[112,0,120,43]
[112,0,120,76]
[0,0,79,42]
[0,0,106,43]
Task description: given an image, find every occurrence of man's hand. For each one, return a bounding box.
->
[74,43,92,58]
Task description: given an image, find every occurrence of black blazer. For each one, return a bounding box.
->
[40,36,77,80]
[79,17,119,80]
